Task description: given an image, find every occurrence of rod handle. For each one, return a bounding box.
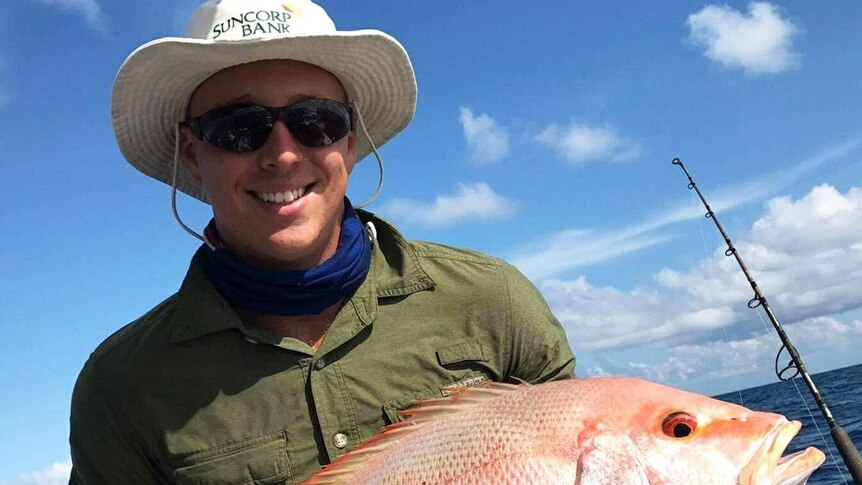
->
[831,425,862,484]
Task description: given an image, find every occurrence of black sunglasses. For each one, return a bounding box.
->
[184,97,353,153]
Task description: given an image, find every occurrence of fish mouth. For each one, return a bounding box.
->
[741,419,826,485]
[770,421,825,485]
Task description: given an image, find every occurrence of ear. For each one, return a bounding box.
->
[179,126,203,183]
[345,130,358,175]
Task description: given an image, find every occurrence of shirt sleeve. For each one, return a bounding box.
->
[501,262,576,383]
[69,360,162,485]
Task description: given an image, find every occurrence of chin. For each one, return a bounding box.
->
[266,236,310,254]
[264,233,318,262]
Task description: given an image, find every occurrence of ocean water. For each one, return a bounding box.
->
[714,363,862,485]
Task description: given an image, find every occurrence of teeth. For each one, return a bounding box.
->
[256,186,306,204]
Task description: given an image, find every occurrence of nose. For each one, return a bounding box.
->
[258,120,303,171]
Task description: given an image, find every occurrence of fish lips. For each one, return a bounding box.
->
[739,418,826,485]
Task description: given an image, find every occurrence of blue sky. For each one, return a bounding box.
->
[2,0,862,482]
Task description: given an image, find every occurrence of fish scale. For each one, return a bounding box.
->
[303,378,825,484]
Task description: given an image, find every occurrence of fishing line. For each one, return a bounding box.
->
[672,157,862,484]
[789,370,849,484]
[688,189,746,407]
[754,309,849,484]
[681,186,837,478]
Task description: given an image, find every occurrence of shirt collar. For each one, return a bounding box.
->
[169,211,435,344]
[358,210,436,297]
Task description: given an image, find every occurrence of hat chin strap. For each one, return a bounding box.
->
[169,105,384,244]
[171,124,215,249]
[353,103,384,209]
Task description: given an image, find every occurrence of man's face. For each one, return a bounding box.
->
[181,60,357,270]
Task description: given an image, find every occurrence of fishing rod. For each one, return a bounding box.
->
[672,158,862,484]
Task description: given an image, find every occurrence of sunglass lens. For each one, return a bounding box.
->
[286,100,351,148]
[202,106,273,152]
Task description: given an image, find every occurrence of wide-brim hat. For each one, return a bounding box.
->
[112,0,416,203]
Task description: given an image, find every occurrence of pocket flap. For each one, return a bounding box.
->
[436,341,487,366]
[173,431,292,485]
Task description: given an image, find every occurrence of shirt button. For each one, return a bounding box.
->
[333,433,348,449]
[315,358,326,370]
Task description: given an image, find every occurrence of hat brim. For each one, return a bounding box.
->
[111,30,416,203]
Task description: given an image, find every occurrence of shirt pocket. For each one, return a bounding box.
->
[381,341,492,425]
[172,430,293,485]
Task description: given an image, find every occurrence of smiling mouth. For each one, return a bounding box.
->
[253,184,313,205]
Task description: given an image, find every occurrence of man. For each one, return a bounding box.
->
[70,0,575,483]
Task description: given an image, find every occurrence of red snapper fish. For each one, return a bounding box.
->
[303,377,825,484]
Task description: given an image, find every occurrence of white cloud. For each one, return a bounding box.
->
[508,138,860,281]
[629,357,705,384]
[542,276,736,351]
[658,185,862,324]
[32,0,104,31]
[2,460,72,485]
[686,2,800,75]
[535,122,640,164]
[751,185,861,253]
[459,108,509,164]
[653,138,861,233]
[586,365,613,377]
[657,316,862,381]
[578,316,862,395]
[380,182,515,228]
[542,184,862,360]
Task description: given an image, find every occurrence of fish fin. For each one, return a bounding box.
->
[300,382,525,484]
[399,380,523,421]
[575,435,651,485]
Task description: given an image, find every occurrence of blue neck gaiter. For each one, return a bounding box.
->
[203,198,372,316]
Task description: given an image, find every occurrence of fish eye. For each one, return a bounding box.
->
[662,412,697,438]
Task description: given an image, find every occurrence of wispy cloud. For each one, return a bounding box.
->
[1,460,71,485]
[459,108,509,164]
[510,229,672,282]
[535,122,640,165]
[510,137,861,281]
[32,0,105,32]
[686,2,800,75]
[544,184,862,356]
[621,316,862,387]
[647,137,861,232]
[380,182,515,228]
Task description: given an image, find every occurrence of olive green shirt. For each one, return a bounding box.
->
[69,212,575,484]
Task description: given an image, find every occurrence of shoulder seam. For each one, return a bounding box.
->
[410,243,502,266]
[414,253,500,265]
